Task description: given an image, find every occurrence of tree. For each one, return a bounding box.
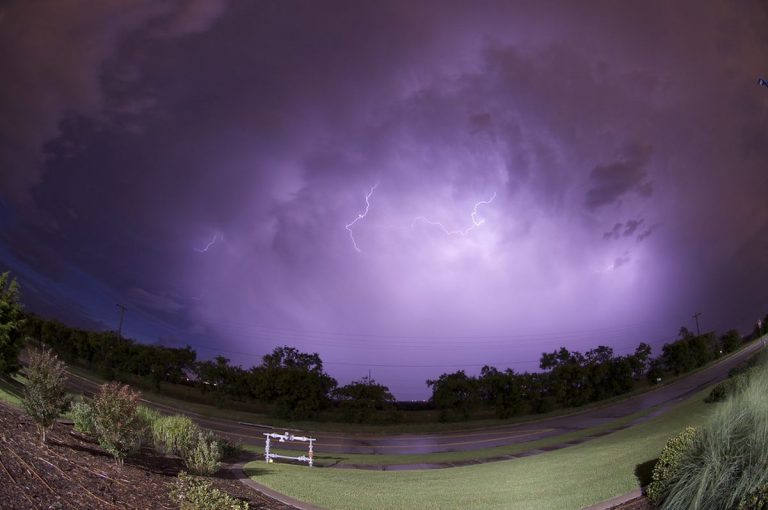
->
[92,382,145,465]
[629,342,652,379]
[478,366,524,419]
[427,370,479,421]
[333,376,396,423]
[0,272,24,376]
[256,346,337,420]
[22,348,71,443]
[720,330,741,354]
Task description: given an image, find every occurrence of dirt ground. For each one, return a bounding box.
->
[0,402,294,510]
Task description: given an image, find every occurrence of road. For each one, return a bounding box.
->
[64,340,764,457]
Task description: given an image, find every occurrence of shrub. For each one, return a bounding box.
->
[705,371,751,403]
[152,415,199,457]
[70,400,95,436]
[662,364,768,510]
[215,436,244,461]
[184,432,222,476]
[136,405,161,446]
[704,378,733,403]
[92,382,145,465]
[22,348,71,443]
[645,426,698,505]
[740,484,768,510]
[170,471,247,510]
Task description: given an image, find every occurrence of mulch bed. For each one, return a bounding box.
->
[0,402,295,510]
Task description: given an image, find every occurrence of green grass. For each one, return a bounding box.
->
[244,387,716,510]
[0,373,26,406]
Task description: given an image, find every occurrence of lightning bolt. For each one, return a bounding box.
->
[412,192,497,236]
[345,184,378,252]
[194,232,223,253]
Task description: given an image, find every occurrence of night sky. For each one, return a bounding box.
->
[2,1,768,399]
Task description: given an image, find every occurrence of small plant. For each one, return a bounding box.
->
[170,471,247,510]
[136,405,161,446]
[22,348,71,443]
[70,400,95,436]
[740,484,768,510]
[92,382,144,465]
[645,426,697,505]
[704,378,733,403]
[216,436,244,460]
[184,432,222,476]
[152,414,199,457]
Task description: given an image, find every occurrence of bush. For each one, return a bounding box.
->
[704,378,734,403]
[170,471,247,510]
[70,400,95,436]
[661,364,768,510]
[740,484,768,510]
[184,432,222,476]
[645,426,698,505]
[152,415,199,457]
[136,405,161,446]
[22,348,71,443]
[92,382,145,465]
[705,371,751,403]
[216,436,244,461]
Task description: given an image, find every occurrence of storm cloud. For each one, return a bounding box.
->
[1,0,767,398]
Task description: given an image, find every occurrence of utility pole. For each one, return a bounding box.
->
[116,304,127,340]
[693,312,702,336]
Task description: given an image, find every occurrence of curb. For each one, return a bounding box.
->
[230,460,326,510]
[582,488,642,510]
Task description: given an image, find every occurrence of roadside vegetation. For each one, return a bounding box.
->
[11,267,765,426]
[244,386,716,510]
[648,354,768,510]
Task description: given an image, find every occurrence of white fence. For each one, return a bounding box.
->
[263,431,316,467]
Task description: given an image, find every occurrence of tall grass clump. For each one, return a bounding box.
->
[152,414,199,456]
[70,400,95,436]
[661,363,768,510]
[152,414,223,475]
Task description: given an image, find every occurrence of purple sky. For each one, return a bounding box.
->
[1,1,768,399]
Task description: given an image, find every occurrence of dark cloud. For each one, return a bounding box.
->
[622,219,644,237]
[1,1,768,398]
[585,144,653,210]
[0,0,228,202]
[612,253,631,270]
[637,224,659,243]
[603,223,622,241]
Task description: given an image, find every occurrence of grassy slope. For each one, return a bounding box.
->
[245,388,714,510]
[0,373,25,406]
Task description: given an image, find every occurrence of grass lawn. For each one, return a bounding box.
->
[244,387,715,510]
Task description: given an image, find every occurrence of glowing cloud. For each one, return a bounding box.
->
[194,232,223,253]
[412,192,497,236]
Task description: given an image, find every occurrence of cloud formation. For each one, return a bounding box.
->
[1,1,768,398]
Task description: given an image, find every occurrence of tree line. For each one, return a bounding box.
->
[1,272,766,423]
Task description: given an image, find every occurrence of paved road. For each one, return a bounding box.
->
[64,340,764,456]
